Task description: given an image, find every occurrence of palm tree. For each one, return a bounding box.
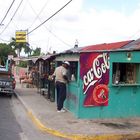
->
[9,37,32,57]
[32,47,41,56]
[24,43,32,56]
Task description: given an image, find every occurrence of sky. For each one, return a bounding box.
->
[0,0,140,55]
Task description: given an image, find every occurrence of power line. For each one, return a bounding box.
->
[0,0,24,35]
[0,0,16,25]
[28,0,50,29]
[15,0,28,29]
[47,29,71,47]
[128,29,140,40]
[28,0,73,35]
[28,0,71,47]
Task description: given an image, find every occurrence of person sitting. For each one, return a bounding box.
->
[21,71,33,87]
[19,72,28,84]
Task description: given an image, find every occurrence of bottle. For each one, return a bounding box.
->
[71,74,75,81]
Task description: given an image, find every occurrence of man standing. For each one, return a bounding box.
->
[53,61,70,112]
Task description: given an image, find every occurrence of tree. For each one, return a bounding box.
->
[9,37,32,57]
[32,47,41,56]
[24,43,32,56]
[0,43,16,65]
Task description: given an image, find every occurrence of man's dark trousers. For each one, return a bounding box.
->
[56,81,66,110]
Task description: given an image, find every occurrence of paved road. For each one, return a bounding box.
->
[0,95,22,140]
[0,94,66,140]
[12,94,66,140]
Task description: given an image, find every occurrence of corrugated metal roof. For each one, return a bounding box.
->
[64,47,83,53]
[81,40,133,52]
[12,54,56,63]
[36,54,56,61]
[62,40,135,54]
[121,38,140,50]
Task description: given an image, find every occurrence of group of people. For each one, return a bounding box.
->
[19,67,38,87]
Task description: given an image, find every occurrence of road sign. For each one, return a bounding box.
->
[16,31,27,43]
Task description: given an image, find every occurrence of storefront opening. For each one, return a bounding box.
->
[69,61,78,82]
[112,63,140,85]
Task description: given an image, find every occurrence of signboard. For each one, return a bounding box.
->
[80,52,110,106]
[16,31,27,43]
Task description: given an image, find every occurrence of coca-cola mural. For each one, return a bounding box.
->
[80,53,110,106]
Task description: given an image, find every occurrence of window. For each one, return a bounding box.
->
[69,61,78,82]
[112,63,140,85]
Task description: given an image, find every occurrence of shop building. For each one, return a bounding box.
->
[55,39,140,119]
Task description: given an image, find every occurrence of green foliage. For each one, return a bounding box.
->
[32,47,41,56]
[9,37,32,56]
[0,43,16,65]
[18,61,27,68]
[1,37,42,63]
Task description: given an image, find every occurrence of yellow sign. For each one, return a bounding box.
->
[16,31,27,43]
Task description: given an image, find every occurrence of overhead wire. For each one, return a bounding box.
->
[0,0,16,25]
[28,0,71,47]
[28,0,50,29]
[46,28,72,47]
[0,0,72,46]
[11,20,19,29]
[28,0,73,35]
[128,29,140,40]
[14,0,28,29]
[0,0,24,35]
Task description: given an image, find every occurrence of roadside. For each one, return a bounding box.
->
[14,80,140,140]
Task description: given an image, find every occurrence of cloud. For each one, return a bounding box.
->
[31,0,140,53]
[1,0,140,54]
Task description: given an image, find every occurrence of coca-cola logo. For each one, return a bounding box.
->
[93,84,109,104]
[83,53,109,94]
